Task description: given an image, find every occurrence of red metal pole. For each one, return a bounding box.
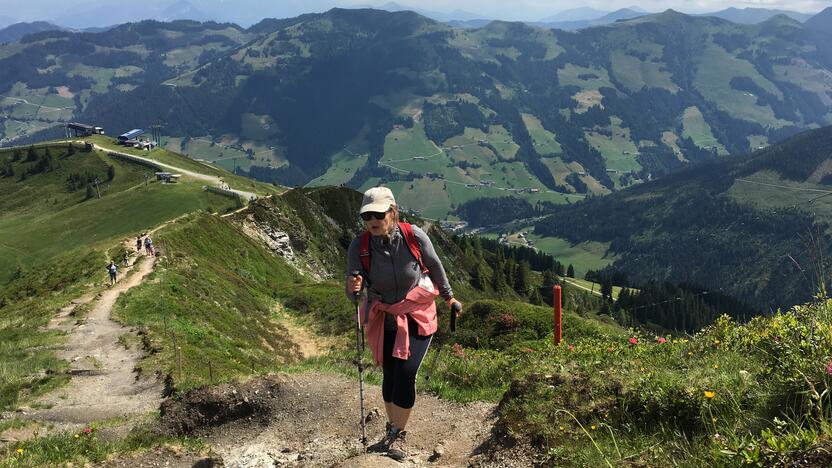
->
[553,284,562,346]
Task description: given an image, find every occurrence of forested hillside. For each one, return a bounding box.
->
[531,125,832,310]
[2,8,832,218]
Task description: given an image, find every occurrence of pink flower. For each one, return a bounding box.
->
[82,427,93,435]
[629,337,638,345]
[607,347,614,353]
[826,361,832,376]
[521,347,535,354]
[568,344,575,351]
[657,337,667,344]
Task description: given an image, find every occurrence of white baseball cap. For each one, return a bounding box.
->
[360,187,396,214]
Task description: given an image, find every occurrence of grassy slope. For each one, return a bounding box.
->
[85,135,282,197]
[0,143,238,283]
[113,213,303,391]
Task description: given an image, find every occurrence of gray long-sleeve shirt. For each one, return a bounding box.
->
[345,224,453,305]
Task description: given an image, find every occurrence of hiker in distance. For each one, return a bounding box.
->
[144,235,154,256]
[345,186,462,461]
[107,260,118,286]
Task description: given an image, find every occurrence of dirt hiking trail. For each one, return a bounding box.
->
[25,253,161,424]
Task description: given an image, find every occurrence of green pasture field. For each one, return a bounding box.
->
[381,123,439,162]
[693,45,789,128]
[682,106,729,155]
[609,50,679,93]
[557,63,613,90]
[747,134,768,150]
[307,149,368,187]
[522,113,562,156]
[727,170,832,229]
[526,234,617,277]
[240,113,280,141]
[584,116,642,178]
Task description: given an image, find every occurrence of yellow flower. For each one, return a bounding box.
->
[712,417,718,423]
[16,448,23,454]
[704,390,716,399]
[714,340,720,345]
[74,434,80,439]
[559,426,565,431]
[591,425,597,430]
[713,364,719,369]
[687,352,693,356]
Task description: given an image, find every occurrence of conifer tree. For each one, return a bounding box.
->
[514,261,531,296]
[566,264,575,278]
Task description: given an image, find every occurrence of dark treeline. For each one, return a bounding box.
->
[612,282,758,333]
[454,196,552,227]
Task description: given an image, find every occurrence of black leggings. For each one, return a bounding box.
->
[381,320,432,409]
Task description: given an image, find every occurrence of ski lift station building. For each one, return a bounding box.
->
[118,129,145,143]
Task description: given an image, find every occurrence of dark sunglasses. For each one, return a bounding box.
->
[360,210,390,221]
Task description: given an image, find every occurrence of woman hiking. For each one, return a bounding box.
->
[345,186,461,461]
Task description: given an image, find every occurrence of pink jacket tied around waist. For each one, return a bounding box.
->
[364,284,438,366]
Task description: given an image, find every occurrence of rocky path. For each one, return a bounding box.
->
[24,252,162,424]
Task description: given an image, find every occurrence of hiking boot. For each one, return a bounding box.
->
[386,429,408,461]
[370,421,397,452]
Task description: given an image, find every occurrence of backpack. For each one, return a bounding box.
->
[108,264,117,273]
[145,237,152,246]
[359,222,427,276]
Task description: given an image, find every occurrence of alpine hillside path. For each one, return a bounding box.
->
[89,143,259,201]
[22,238,165,424]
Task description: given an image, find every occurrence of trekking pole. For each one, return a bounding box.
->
[349,270,369,452]
[424,302,461,382]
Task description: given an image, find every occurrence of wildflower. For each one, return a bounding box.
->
[712,417,718,423]
[568,344,575,351]
[83,427,93,435]
[704,390,716,399]
[74,434,80,439]
[628,337,638,345]
[591,425,597,430]
[16,448,23,455]
[657,337,667,344]
[521,347,535,354]
[559,426,565,431]
[640,367,645,372]
[714,340,720,345]
[607,347,614,353]
[687,352,693,356]
[452,343,466,358]
[826,361,832,376]
[713,364,719,369]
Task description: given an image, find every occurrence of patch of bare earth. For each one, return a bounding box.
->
[56,86,74,98]
[114,371,519,467]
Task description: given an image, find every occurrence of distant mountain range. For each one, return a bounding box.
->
[2,7,832,220]
[0,21,61,43]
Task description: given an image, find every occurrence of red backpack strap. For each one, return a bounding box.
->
[359,230,372,274]
[398,222,428,274]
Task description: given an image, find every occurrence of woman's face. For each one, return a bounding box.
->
[364,208,394,236]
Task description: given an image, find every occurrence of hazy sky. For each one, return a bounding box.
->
[0,0,829,25]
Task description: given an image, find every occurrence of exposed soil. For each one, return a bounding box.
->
[119,371,519,467]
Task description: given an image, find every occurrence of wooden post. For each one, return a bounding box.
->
[553,284,562,346]
[208,360,213,384]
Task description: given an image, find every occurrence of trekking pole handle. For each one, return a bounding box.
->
[450,302,461,333]
[349,270,363,300]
